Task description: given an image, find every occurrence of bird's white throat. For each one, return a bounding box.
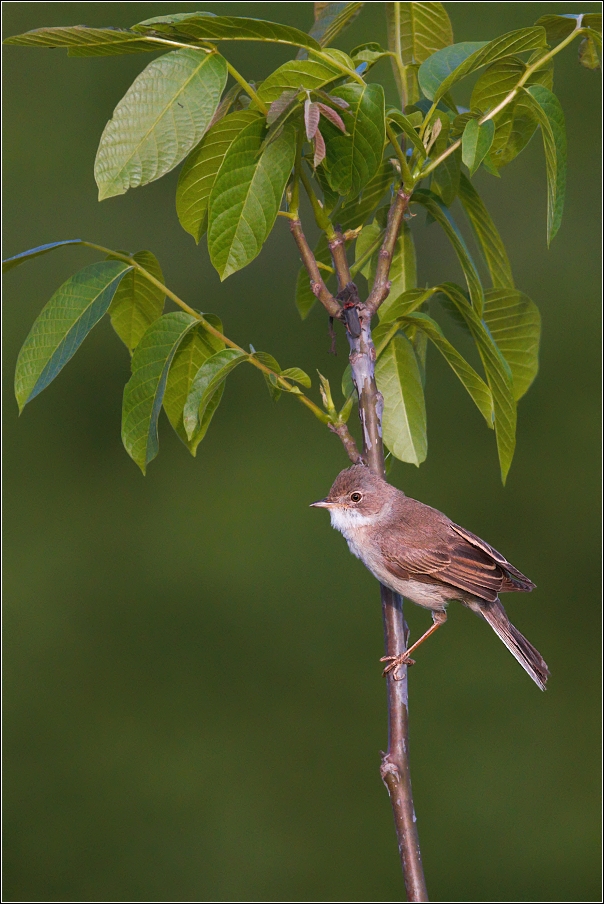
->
[328,506,375,535]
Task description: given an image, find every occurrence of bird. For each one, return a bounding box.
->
[311,464,549,690]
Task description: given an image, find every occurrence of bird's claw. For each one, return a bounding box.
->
[380,653,416,680]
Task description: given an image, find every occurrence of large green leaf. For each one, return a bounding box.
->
[3,26,163,56]
[207,120,296,279]
[176,110,262,242]
[523,85,567,244]
[309,3,365,47]
[461,118,495,175]
[411,190,484,315]
[163,317,226,453]
[534,14,581,43]
[95,49,227,200]
[438,282,516,482]
[121,312,199,473]
[373,290,436,341]
[386,2,453,102]
[431,145,461,207]
[402,311,493,424]
[108,251,165,353]
[183,348,247,439]
[322,83,385,198]
[375,332,427,465]
[419,27,546,102]
[483,289,540,401]
[386,109,427,158]
[134,14,322,52]
[15,261,131,412]
[457,173,514,289]
[258,57,341,103]
[3,239,82,273]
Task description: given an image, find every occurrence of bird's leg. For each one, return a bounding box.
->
[381,609,448,680]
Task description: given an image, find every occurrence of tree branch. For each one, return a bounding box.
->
[366,187,412,316]
[288,219,342,319]
[328,421,364,464]
[328,229,352,291]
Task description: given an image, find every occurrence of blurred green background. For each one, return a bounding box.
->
[3,3,601,901]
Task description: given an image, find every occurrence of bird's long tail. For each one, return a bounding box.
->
[478,599,550,691]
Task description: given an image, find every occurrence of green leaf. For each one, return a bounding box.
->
[431,145,461,206]
[281,367,312,388]
[483,289,540,401]
[295,244,333,319]
[458,173,514,289]
[386,2,453,101]
[257,58,341,103]
[461,118,495,175]
[357,220,417,321]
[15,261,132,412]
[3,25,163,56]
[176,109,262,242]
[183,348,247,440]
[438,283,516,483]
[308,3,365,48]
[534,14,581,44]
[207,120,296,279]
[386,109,427,158]
[134,14,322,53]
[402,311,493,424]
[322,83,385,198]
[251,351,283,401]
[411,190,484,315]
[95,49,227,200]
[578,33,601,69]
[163,318,225,453]
[3,239,83,273]
[374,289,437,339]
[375,332,427,466]
[419,27,546,102]
[523,85,567,244]
[108,251,165,353]
[121,312,199,473]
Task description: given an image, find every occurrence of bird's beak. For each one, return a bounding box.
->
[310,498,333,508]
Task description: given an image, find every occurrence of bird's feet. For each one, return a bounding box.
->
[380,653,416,680]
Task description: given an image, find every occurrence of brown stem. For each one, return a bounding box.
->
[328,229,352,291]
[328,422,364,464]
[366,187,412,317]
[289,218,342,319]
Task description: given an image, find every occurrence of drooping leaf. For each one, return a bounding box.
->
[176,109,262,242]
[15,261,132,412]
[3,25,164,56]
[461,118,495,175]
[523,85,567,244]
[305,100,321,139]
[322,83,385,198]
[258,57,341,103]
[534,14,581,44]
[281,367,312,388]
[163,317,226,453]
[309,3,365,47]
[317,102,347,132]
[483,289,540,400]
[95,49,228,200]
[121,312,199,473]
[431,145,462,206]
[134,14,322,53]
[437,282,516,483]
[108,251,165,353]
[183,348,247,439]
[3,239,83,273]
[386,2,453,102]
[251,351,283,401]
[457,173,514,289]
[402,311,493,424]
[373,290,437,341]
[386,109,427,158]
[207,120,296,279]
[578,33,601,69]
[411,190,484,314]
[375,332,427,466]
[419,27,547,102]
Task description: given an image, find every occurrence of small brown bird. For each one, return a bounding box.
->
[311,465,549,690]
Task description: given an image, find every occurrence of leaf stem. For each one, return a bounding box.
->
[224,59,268,114]
[390,3,408,106]
[386,122,414,190]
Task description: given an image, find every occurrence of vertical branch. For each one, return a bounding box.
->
[366,187,412,316]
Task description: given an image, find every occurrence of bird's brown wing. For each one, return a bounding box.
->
[450,523,535,591]
[380,527,527,604]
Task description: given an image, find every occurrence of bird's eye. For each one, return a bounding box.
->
[350,492,362,503]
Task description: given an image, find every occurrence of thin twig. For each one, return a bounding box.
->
[288,219,342,319]
[365,187,412,316]
[328,422,364,464]
[328,229,352,291]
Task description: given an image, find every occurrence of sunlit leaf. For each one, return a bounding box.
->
[107,250,165,353]
[578,33,601,69]
[3,239,83,273]
[375,332,427,465]
[3,25,163,56]
[483,289,540,400]
[258,57,341,103]
[134,13,322,52]
[15,261,131,412]
[524,85,567,244]
[461,118,495,175]
[356,220,417,321]
[322,83,385,198]
[386,2,453,101]
[309,2,364,47]
[176,110,262,242]
[534,14,581,44]
[207,120,296,279]
[95,49,227,200]
[281,366,312,388]
[458,173,514,289]
[183,348,247,439]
